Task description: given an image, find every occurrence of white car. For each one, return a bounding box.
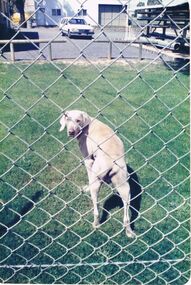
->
[59,17,94,38]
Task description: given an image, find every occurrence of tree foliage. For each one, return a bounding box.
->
[9,0,26,27]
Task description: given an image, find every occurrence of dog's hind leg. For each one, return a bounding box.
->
[111,173,136,238]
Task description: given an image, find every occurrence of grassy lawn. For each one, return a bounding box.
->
[0,61,190,284]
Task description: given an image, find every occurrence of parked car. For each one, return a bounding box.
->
[59,17,94,38]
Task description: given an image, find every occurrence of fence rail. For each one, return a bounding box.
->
[1,37,188,63]
[0,39,144,62]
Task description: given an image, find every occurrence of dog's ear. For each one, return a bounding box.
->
[81,111,91,127]
[59,113,68,132]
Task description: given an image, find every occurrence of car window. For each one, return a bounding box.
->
[61,19,66,24]
[69,19,86,25]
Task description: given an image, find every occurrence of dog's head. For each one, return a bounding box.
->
[59,110,91,137]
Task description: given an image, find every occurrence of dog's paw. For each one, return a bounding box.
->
[126,228,136,238]
[82,185,90,193]
[92,221,100,229]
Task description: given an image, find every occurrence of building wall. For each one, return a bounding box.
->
[35,0,66,26]
[34,0,141,27]
[25,0,35,14]
[65,0,129,26]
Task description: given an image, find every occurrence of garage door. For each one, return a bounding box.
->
[99,5,127,27]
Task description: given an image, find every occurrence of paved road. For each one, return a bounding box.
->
[1,27,171,62]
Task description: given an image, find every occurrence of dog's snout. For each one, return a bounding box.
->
[68,130,75,136]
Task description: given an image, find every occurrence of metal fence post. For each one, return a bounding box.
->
[139,43,143,60]
[10,42,15,63]
[108,41,112,60]
[48,43,52,61]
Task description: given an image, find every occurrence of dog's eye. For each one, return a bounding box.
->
[76,119,80,123]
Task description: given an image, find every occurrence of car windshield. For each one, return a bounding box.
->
[69,19,86,25]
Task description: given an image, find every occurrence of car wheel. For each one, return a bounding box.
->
[68,30,71,38]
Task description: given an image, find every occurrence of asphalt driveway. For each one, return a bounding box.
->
[0,26,171,62]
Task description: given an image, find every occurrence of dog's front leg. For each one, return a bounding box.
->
[82,158,94,192]
[83,159,101,228]
[89,177,101,228]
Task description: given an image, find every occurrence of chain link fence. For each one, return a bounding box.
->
[0,0,190,284]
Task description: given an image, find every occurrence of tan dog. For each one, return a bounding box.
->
[59,110,135,238]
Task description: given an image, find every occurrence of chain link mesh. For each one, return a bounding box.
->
[0,0,190,284]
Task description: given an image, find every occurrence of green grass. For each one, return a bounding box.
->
[0,61,190,284]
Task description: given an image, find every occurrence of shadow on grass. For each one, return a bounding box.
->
[0,190,43,236]
[100,164,142,231]
[164,58,190,75]
[0,165,142,236]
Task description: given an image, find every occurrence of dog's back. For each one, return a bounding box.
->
[82,118,127,180]
[87,118,125,159]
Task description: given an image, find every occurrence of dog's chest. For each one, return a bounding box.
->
[78,135,97,158]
